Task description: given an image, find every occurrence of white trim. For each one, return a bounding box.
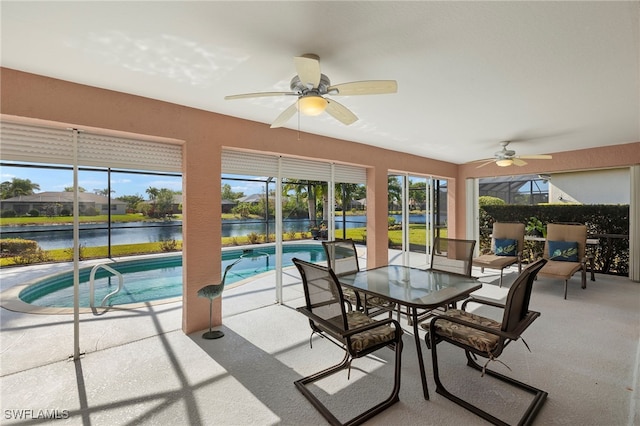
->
[466,178,480,257]
[630,165,639,282]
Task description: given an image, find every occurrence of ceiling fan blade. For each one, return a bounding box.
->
[518,154,553,160]
[294,55,321,88]
[475,160,495,169]
[325,99,358,125]
[328,80,398,96]
[225,92,295,100]
[270,102,298,128]
[513,158,528,166]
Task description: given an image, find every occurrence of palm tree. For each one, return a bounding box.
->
[146,187,160,201]
[388,176,402,211]
[0,177,40,199]
[283,179,319,226]
[335,183,363,212]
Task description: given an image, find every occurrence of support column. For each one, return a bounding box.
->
[366,166,389,268]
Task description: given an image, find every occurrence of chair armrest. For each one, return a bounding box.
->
[461,296,506,311]
[297,307,403,341]
[296,307,344,336]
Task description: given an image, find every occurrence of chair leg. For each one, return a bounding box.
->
[498,270,504,288]
[430,332,547,426]
[564,279,568,299]
[295,342,402,426]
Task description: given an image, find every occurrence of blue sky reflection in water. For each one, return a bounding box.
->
[20,244,327,308]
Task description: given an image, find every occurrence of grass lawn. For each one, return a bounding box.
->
[0,213,182,226]
[0,224,444,267]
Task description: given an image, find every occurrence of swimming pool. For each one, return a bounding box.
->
[18,243,327,308]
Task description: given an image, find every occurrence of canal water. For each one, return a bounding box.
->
[0,216,366,250]
[1,214,431,250]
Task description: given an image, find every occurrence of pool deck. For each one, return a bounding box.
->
[1,249,639,425]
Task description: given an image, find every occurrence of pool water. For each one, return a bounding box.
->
[19,244,327,308]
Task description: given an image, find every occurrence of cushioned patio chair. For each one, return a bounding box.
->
[431,236,476,308]
[538,223,587,299]
[472,222,525,287]
[424,258,548,426]
[430,236,476,277]
[292,258,403,426]
[408,236,477,324]
[322,239,395,317]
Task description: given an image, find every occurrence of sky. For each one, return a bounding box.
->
[1,163,268,199]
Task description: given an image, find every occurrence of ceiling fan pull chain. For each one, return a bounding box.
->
[297,99,301,140]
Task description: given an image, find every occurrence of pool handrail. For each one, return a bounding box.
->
[89,263,124,308]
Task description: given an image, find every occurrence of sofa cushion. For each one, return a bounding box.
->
[345,311,397,352]
[422,309,501,353]
[494,238,517,256]
[548,240,578,262]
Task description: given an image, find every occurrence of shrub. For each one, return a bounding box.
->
[83,206,99,216]
[159,239,178,252]
[247,232,261,244]
[27,209,40,217]
[480,204,629,275]
[64,244,86,261]
[0,238,39,257]
[60,208,71,216]
[13,247,52,265]
[1,210,17,218]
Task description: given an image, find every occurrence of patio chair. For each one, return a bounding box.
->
[424,258,548,426]
[196,259,242,339]
[322,239,395,317]
[538,223,587,299]
[472,222,525,287]
[430,236,476,277]
[430,236,476,308]
[292,258,403,426]
[407,236,477,324]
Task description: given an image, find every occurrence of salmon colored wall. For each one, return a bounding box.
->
[0,68,458,333]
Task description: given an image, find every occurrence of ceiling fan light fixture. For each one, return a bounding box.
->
[496,158,514,167]
[298,95,327,116]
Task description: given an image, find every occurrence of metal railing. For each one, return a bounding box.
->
[89,263,124,308]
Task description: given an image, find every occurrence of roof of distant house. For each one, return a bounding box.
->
[1,191,127,205]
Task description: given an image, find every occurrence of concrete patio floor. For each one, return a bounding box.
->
[1,251,639,425]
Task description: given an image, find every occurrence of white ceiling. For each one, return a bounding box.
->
[1,1,639,165]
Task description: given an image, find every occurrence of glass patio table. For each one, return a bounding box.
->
[337,265,481,400]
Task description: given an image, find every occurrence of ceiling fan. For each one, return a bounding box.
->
[224,54,397,128]
[474,141,552,168]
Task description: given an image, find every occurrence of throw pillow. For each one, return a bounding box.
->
[548,240,579,262]
[494,238,517,256]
